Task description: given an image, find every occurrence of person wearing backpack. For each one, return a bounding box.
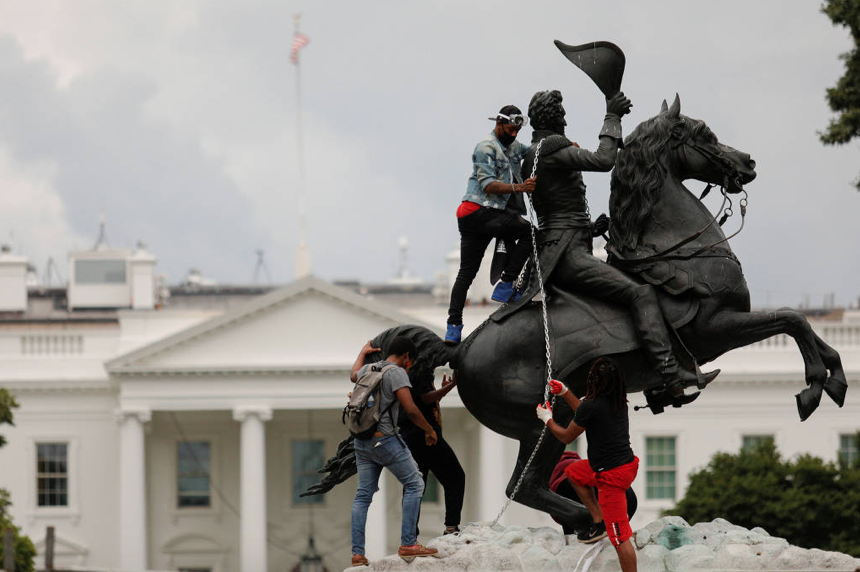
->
[349,336,440,567]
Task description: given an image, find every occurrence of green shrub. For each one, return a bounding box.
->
[665,437,860,557]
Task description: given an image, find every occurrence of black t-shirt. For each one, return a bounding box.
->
[574,395,634,472]
[399,374,441,439]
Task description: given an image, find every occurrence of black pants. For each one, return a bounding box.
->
[404,430,465,529]
[447,207,532,325]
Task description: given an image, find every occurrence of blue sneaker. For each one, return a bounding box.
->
[445,323,463,345]
[491,281,521,303]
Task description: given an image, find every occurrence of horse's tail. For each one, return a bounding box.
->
[300,324,457,499]
[299,435,355,498]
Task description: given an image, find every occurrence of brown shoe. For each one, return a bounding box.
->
[351,554,369,567]
[398,544,438,562]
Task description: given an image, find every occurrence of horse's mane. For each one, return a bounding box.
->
[609,115,673,251]
[609,111,714,251]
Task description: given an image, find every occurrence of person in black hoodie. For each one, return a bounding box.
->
[401,372,465,536]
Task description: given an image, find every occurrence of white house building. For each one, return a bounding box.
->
[0,243,858,572]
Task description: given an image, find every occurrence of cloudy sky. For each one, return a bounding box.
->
[0,1,857,308]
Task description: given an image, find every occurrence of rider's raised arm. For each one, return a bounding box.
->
[542,120,621,172]
[539,91,630,173]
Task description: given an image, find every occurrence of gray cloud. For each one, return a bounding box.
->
[0,0,857,307]
[0,35,263,282]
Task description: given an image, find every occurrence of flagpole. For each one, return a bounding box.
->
[294,14,311,278]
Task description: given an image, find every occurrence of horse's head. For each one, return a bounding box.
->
[610,94,757,251]
[659,95,756,193]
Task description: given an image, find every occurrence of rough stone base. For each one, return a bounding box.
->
[343,517,860,571]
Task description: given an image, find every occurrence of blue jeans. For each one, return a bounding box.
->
[351,435,425,555]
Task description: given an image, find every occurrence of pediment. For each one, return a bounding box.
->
[162,533,227,554]
[34,533,89,567]
[34,534,89,557]
[107,276,439,374]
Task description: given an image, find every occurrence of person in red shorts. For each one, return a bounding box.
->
[536,357,639,572]
[548,451,638,542]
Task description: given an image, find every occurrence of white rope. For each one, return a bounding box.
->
[573,538,610,572]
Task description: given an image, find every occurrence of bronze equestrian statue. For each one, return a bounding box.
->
[493,88,719,400]
[304,44,848,534]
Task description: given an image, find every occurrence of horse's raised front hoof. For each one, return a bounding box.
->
[804,364,828,389]
[795,382,824,422]
[823,376,848,407]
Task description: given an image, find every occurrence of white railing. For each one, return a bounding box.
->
[742,333,790,350]
[742,323,860,350]
[20,334,84,355]
[818,324,860,347]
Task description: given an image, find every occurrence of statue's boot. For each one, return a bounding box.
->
[630,285,716,397]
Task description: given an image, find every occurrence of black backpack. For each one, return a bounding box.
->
[343,364,397,440]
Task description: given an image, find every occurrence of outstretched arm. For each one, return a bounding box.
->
[542,92,632,172]
[397,387,438,445]
[544,132,619,172]
[420,373,457,403]
[549,419,585,444]
[350,340,381,382]
[537,403,585,444]
[549,379,582,411]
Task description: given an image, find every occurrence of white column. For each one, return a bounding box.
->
[115,408,151,571]
[364,472,388,560]
[479,425,509,524]
[233,406,272,572]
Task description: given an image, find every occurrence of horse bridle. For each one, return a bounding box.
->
[608,134,749,266]
[679,137,749,237]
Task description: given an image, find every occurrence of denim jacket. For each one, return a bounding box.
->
[461,132,531,210]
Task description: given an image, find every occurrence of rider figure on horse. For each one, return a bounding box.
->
[494,89,715,397]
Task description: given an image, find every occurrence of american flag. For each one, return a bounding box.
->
[290,32,310,64]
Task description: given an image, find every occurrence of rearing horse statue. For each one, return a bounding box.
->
[304,96,847,532]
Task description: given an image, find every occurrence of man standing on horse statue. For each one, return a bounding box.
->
[494,89,718,397]
[445,105,537,345]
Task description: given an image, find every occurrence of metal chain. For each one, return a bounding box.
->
[489,138,557,527]
[487,393,557,528]
[523,139,554,401]
[483,138,749,532]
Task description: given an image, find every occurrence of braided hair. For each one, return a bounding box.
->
[584,357,628,414]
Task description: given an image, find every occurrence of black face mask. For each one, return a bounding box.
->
[498,131,516,146]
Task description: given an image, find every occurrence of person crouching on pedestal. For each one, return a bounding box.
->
[536,357,639,572]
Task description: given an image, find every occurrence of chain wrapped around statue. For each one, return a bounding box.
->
[304,39,847,536]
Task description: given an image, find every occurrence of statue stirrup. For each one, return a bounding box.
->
[658,358,694,396]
